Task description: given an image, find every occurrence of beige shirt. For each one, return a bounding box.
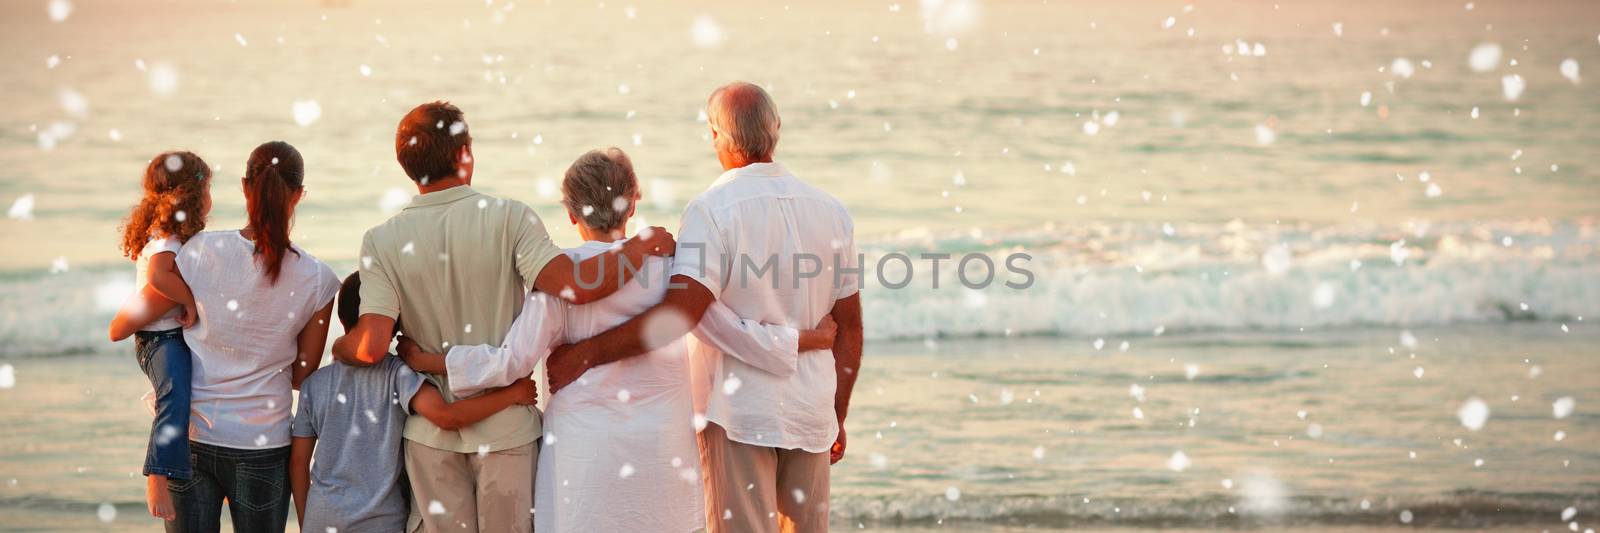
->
[358,185,563,453]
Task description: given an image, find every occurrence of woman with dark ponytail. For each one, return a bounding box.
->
[243,141,303,283]
[116,141,340,533]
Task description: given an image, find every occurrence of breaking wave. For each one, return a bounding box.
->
[2,219,1596,357]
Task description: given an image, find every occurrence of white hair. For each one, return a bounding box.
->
[707,82,780,161]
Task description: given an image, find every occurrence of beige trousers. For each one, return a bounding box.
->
[697,423,831,533]
[404,440,536,533]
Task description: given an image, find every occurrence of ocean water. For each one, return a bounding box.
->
[1,0,1598,530]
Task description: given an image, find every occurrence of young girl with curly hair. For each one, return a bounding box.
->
[108,150,212,521]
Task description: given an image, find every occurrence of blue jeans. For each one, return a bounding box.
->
[135,328,193,480]
[167,441,291,533]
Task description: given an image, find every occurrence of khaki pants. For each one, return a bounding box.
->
[405,440,536,533]
[697,423,830,533]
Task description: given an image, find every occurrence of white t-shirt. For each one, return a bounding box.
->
[176,231,340,449]
[135,237,185,332]
[670,161,860,453]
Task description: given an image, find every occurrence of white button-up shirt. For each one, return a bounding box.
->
[444,241,801,533]
[671,161,860,453]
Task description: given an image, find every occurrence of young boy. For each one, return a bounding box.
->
[290,273,536,533]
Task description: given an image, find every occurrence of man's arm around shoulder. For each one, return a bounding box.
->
[331,314,395,367]
[546,275,715,392]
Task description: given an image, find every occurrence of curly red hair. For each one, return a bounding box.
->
[119,151,210,259]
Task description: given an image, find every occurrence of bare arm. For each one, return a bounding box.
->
[108,283,182,341]
[408,379,537,431]
[331,314,396,368]
[829,292,864,464]
[146,252,196,310]
[289,436,314,528]
[531,229,675,305]
[292,300,336,390]
[546,275,715,393]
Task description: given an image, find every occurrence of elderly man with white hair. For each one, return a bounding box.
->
[545,81,864,532]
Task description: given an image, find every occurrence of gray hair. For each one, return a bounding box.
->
[561,147,639,233]
[707,82,781,161]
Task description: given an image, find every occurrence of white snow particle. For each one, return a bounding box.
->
[1391,58,1415,79]
[1167,451,1191,472]
[147,63,179,96]
[1311,282,1337,309]
[690,15,726,48]
[47,0,72,22]
[1254,124,1276,145]
[96,502,115,522]
[1559,58,1580,84]
[292,100,322,127]
[58,88,88,119]
[1553,396,1575,419]
[1501,74,1525,101]
[1457,398,1489,431]
[7,194,36,220]
[379,187,410,212]
[1468,43,1501,72]
[1261,244,1291,275]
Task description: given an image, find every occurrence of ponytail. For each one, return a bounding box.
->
[243,142,304,284]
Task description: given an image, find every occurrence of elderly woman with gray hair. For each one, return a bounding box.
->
[397,147,838,532]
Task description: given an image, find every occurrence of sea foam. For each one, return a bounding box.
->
[2,219,1595,357]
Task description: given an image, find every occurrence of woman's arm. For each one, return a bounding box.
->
[692,302,838,378]
[292,301,336,390]
[408,379,537,430]
[108,283,182,341]
[398,292,563,398]
[289,436,315,528]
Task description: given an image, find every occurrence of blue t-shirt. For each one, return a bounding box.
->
[292,356,426,533]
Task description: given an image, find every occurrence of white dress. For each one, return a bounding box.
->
[445,240,800,533]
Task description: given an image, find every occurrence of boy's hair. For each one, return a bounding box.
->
[337,272,363,331]
[395,101,471,184]
[119,151,210,259]
[338,272,401,337]
[561,147,639,233]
